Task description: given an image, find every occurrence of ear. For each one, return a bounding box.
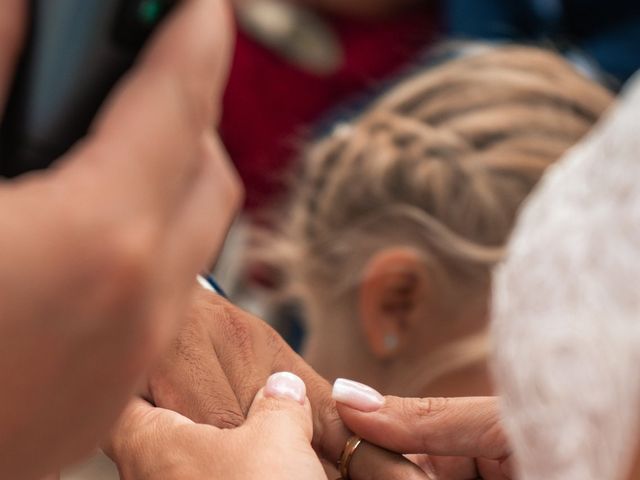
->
[357,247,431,360]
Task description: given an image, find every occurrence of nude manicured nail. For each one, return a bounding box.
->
[265,372,306,404]
[332,378,384,412]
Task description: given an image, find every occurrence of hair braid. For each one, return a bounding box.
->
[258,46,614,309]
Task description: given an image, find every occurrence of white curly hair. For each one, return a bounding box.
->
[492,74,640,480]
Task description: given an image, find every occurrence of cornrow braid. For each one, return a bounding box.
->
[259,46,614,310]
[303,137,347,238]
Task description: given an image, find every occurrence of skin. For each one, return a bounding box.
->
[115,380,516,480]
[304,300,492,399]
[133,289,429,480]
[107,387,326,480]
[112,292,637,480]
[629,447,640,480]
[0,0,241,478]
[3,1,633,479]
[233,0,426,18]
[294,0,425,17]
[303,248,493,399]
[337,396,514,480]
[338,395,640,480]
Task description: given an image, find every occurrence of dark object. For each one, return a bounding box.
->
[204,274,229,298]
[0,0,176,177]
[446,0,640,88]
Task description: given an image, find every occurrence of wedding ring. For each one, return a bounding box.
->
[337,435,364,480]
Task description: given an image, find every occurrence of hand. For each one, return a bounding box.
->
[107,373,325,480]
[144,288,428,480]
[282,0,423,17]
[0,1,240,478]
[333,381,514,480]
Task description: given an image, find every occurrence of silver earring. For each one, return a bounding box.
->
[383,334,398,352]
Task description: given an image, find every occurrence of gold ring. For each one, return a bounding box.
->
[338,435,363,480]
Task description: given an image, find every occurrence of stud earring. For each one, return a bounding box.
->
[383,333,398,352]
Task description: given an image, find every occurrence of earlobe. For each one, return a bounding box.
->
[357,247,430,360]
[383,333,399,353]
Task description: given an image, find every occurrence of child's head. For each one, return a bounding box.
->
[261,47,613,395]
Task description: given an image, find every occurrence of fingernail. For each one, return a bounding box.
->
[265,372,306,405]
[332,378,384,412]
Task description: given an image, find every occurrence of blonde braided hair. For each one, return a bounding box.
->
[258,46,613,314]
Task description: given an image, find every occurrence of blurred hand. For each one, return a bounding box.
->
[0,0,241,478]
[107,373,325,480]
[248,0,423,18]
[144,288,428,480]
[333,381,514,480]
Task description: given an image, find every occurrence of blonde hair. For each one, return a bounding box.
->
[258,46,613,313]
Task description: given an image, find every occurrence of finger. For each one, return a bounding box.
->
[336,393,510,460]
[241,373,327,479]
[147,295,246,429]
[65,0,234,218]
[202,295,277,414]
[179,295,429,480]
[104,398,193,464]
[477,458,511,480]
[407,454,508,480]
[415,454,478,479]
[269,355,429,479]
[348,440,428,480]
[141,137,241,364]
[245,372,312,442]
[0,0,26,112]
[160,132,242,293]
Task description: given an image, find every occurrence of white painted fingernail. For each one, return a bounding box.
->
[265,372,306,405]
[332,378,384,412]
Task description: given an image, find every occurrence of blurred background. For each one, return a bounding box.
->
[214,0,640,347]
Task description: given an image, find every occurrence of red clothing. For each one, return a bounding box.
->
[220,9,438,210]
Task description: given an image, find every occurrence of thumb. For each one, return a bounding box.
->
[104,398,194,465]
[245,372,313,443]
[333,379,510,460]
[242,373,327,480]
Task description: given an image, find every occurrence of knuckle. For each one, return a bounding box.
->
[172,317,208,359]
[205,405,245,429]
[408,397,450,452]
[410,397,450,418]
[218,308,254,357]
[226,314,253,349]
[148,372,245,429]
[100,223,157,299]
[185,292,229,339]
[263,322,288,357]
